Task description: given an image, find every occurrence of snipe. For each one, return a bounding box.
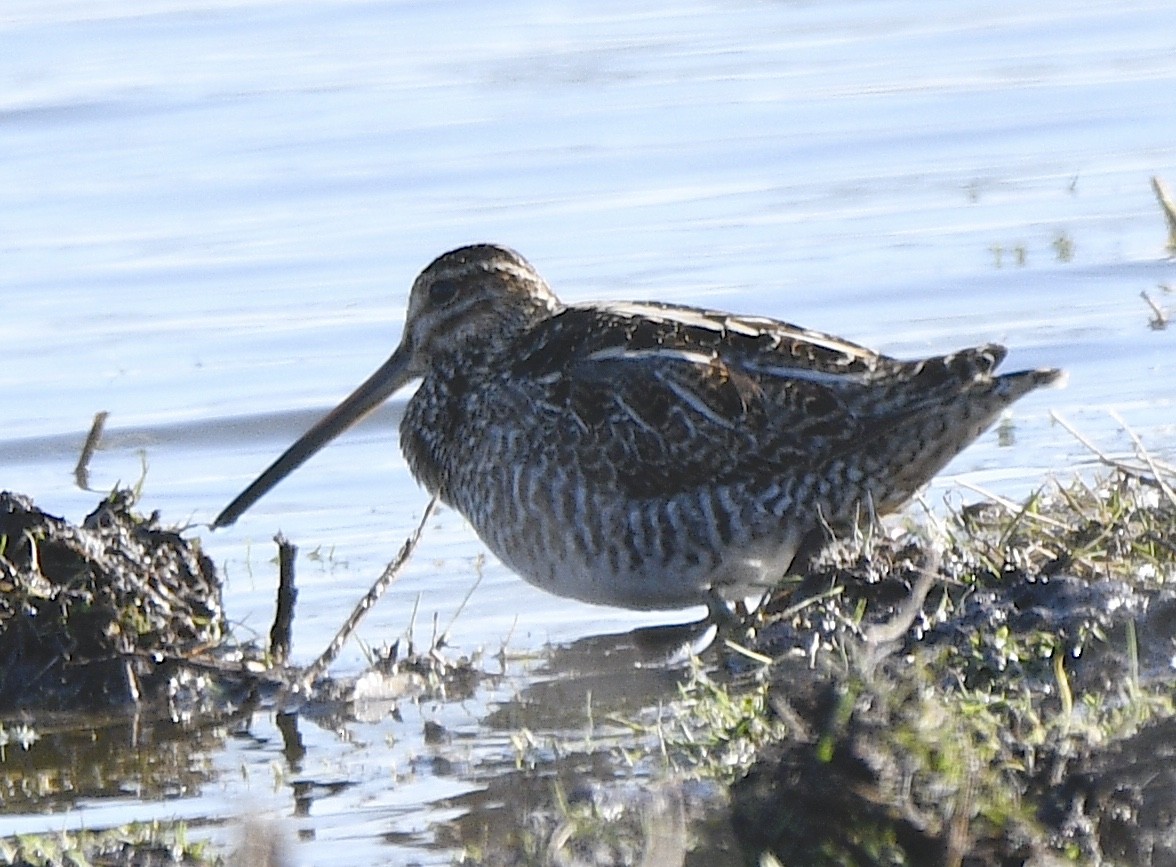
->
[214,244,1060,611]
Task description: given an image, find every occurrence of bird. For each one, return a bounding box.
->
[213,244,1061,613]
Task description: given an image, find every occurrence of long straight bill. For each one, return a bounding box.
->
[213,346,414,528]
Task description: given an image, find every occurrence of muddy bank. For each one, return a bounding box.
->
[725,470,1176,865]
[0,491,227,712]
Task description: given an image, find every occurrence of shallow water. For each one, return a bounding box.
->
[2,0,1175,863]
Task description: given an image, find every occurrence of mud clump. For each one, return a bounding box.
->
[0,490,224,712]
[728,470,1176,866]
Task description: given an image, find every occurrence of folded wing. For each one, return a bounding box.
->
[509,301,1010,499]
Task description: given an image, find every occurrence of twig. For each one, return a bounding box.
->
[1141,289,1168,330]
[1152,176,1176,251]
[775,584,844,621]
[1108,409,1176,509]
[1052,411,1176,501]
[269,534,298,666]
[405,593,422,658]
[300,495,439,687]
[74,411,109,490]
[955,480,1070,530]
[913,493,949,539]
[1051,411,1126,468]
[437,572,483,649]
[721,638,773,665]
[861,556,939,647]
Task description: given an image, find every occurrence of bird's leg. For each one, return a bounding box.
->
[705,588,740,626]
[705,589,764,650]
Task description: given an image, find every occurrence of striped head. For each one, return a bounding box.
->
[401,244,562,373]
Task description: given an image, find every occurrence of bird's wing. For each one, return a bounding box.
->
[510,301,924,498]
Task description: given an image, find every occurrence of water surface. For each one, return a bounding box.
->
[2,0,1174,863]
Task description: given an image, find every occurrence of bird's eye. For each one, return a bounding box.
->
[428,278,460,306]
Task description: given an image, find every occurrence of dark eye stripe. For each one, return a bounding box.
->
[428,277,460,306]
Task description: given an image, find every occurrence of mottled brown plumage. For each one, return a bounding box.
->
[215,244,1061,611]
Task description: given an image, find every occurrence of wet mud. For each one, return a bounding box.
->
[0,490,224,712]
